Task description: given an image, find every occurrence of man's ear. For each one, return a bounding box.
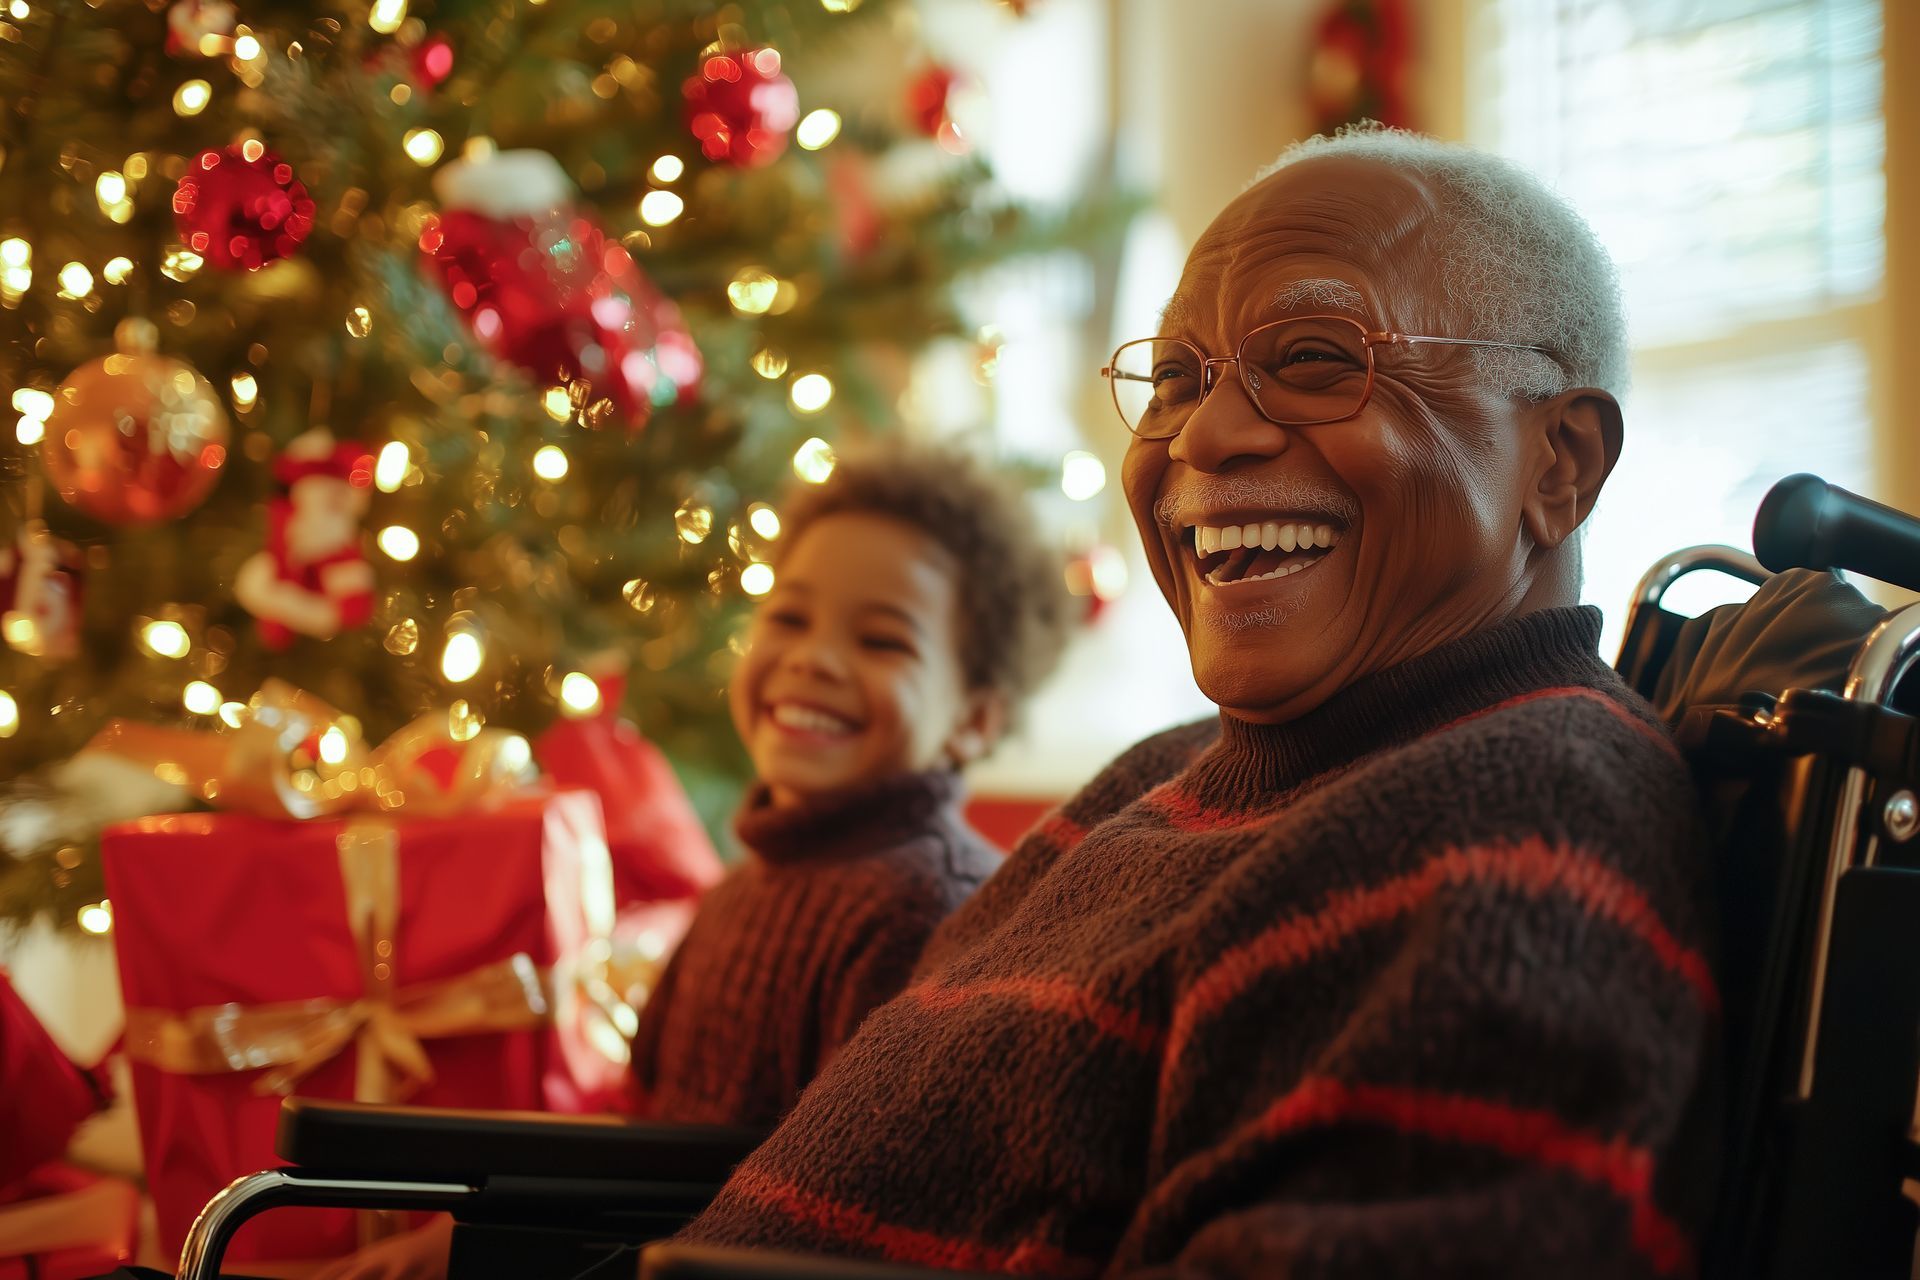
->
[1521,388,1622,550]
[945,689,1009,769]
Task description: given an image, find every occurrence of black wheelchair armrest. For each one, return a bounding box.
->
[277,1098,767,1182]
[640,1244,984,1280]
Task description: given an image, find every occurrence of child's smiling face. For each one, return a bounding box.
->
[730,510,997,808]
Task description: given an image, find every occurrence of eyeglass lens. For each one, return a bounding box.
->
[1108,318,1373,438]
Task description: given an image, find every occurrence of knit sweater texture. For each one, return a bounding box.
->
[679,608,1720,1277]
[630,769,1000,1127]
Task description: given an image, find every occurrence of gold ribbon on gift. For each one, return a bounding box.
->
[122,822,552,1102]
[84,679,536,821]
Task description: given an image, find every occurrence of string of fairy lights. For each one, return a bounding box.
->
[0,0,890,750]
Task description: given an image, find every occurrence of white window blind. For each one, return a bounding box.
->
[1470,0,1885,651]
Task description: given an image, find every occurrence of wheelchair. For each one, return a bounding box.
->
[169,473,1920,1280]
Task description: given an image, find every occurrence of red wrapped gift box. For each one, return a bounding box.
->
[100,789,627,1263]
[0,1163,140,1280]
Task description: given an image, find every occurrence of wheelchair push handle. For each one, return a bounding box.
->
[1754,473,1920,593]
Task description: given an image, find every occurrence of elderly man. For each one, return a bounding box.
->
[676,127,1716,1277]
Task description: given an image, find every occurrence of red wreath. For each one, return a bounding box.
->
[1307,0,1414,135]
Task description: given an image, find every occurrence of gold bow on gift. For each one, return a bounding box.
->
[108,681,554,1104]
[85,679,536,820]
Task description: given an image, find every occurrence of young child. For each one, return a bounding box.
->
[628,439,1072,1126]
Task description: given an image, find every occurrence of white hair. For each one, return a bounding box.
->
[1255,124,1628,400]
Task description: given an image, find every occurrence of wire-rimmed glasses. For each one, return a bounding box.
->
[1101,314,1552,440]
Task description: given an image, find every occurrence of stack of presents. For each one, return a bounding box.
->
[0,689,722,1275]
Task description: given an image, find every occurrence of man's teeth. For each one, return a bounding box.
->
[1209,560,1314,585]
[1193,521,1339,556]
[770,703,856,735]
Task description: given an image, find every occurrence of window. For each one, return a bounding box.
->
[1469,0,1886,647]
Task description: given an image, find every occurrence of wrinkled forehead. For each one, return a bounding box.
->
[1164,157,1443,336]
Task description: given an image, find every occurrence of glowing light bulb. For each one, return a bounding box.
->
[183,680,221,715]
[12,388,52,421]
[103,256,133,284]
[748,503,781,540]
[8,2,29,19]
[14,417,42,445]
[740,562,776,596]
[0,239,27,269]
[0,690,16,738]
[2,614,37,651]
[441,631,483,682]
[751,348,788,379]
[219,701,248,728]
[1061,450,1107,501]
[162,245,203,281]
[542,386,573,421]
[789,373,833,413]
[77,902,113,935]
[796,109,842,150]
[174,80,212,116]
[727,268,778,315]
[369,0,407,33]
[377,525,420,561]
[447,699,483,741]
[375,440,410,492]
[233,32,262,60]
[793,437,836,483]
[318,725,350,765]
[229,372,257,408]
[498,734,532,775]
[650,155,684,183]
[532,444,569,481]
[403,129,444,166]
[57,261,93,298]
[559,671,602,716]
[639,190,684,226]
[345,304,373,337]
[95,171,127,206]
[140,619,190,659]
[674,500,713,544]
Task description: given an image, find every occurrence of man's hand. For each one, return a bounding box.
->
[311,1215,454,1280]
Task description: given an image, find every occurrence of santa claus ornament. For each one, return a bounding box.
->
[233,431,376,650]
[0,521,84,662]
[419,149,701,433]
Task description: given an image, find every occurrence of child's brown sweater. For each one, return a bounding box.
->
[680,608,1719,1277]
[629,770,1000,1127]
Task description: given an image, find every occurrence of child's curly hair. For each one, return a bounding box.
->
[775,440,1073,706]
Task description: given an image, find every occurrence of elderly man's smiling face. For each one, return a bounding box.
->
[1123,154,1619,722]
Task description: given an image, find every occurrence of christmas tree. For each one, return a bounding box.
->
[0,0,1090,930]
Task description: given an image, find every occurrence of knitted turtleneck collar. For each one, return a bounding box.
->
[733,769,965,866]
[1201,606,1608,798]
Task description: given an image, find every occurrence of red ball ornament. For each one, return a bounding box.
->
[682,47,800,169]
[40,322,230,526]
[420,208,701,431]
[905,64,960,138]
[411,34,455,90]
[172,145,316,272]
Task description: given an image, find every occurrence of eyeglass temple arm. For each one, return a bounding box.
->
[1380,333,1551,354]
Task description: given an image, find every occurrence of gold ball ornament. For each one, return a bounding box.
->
[41,320,231,524]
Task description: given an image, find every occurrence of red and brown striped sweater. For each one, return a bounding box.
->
[631,770,1000,1127]
[678,608,1720,1277]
